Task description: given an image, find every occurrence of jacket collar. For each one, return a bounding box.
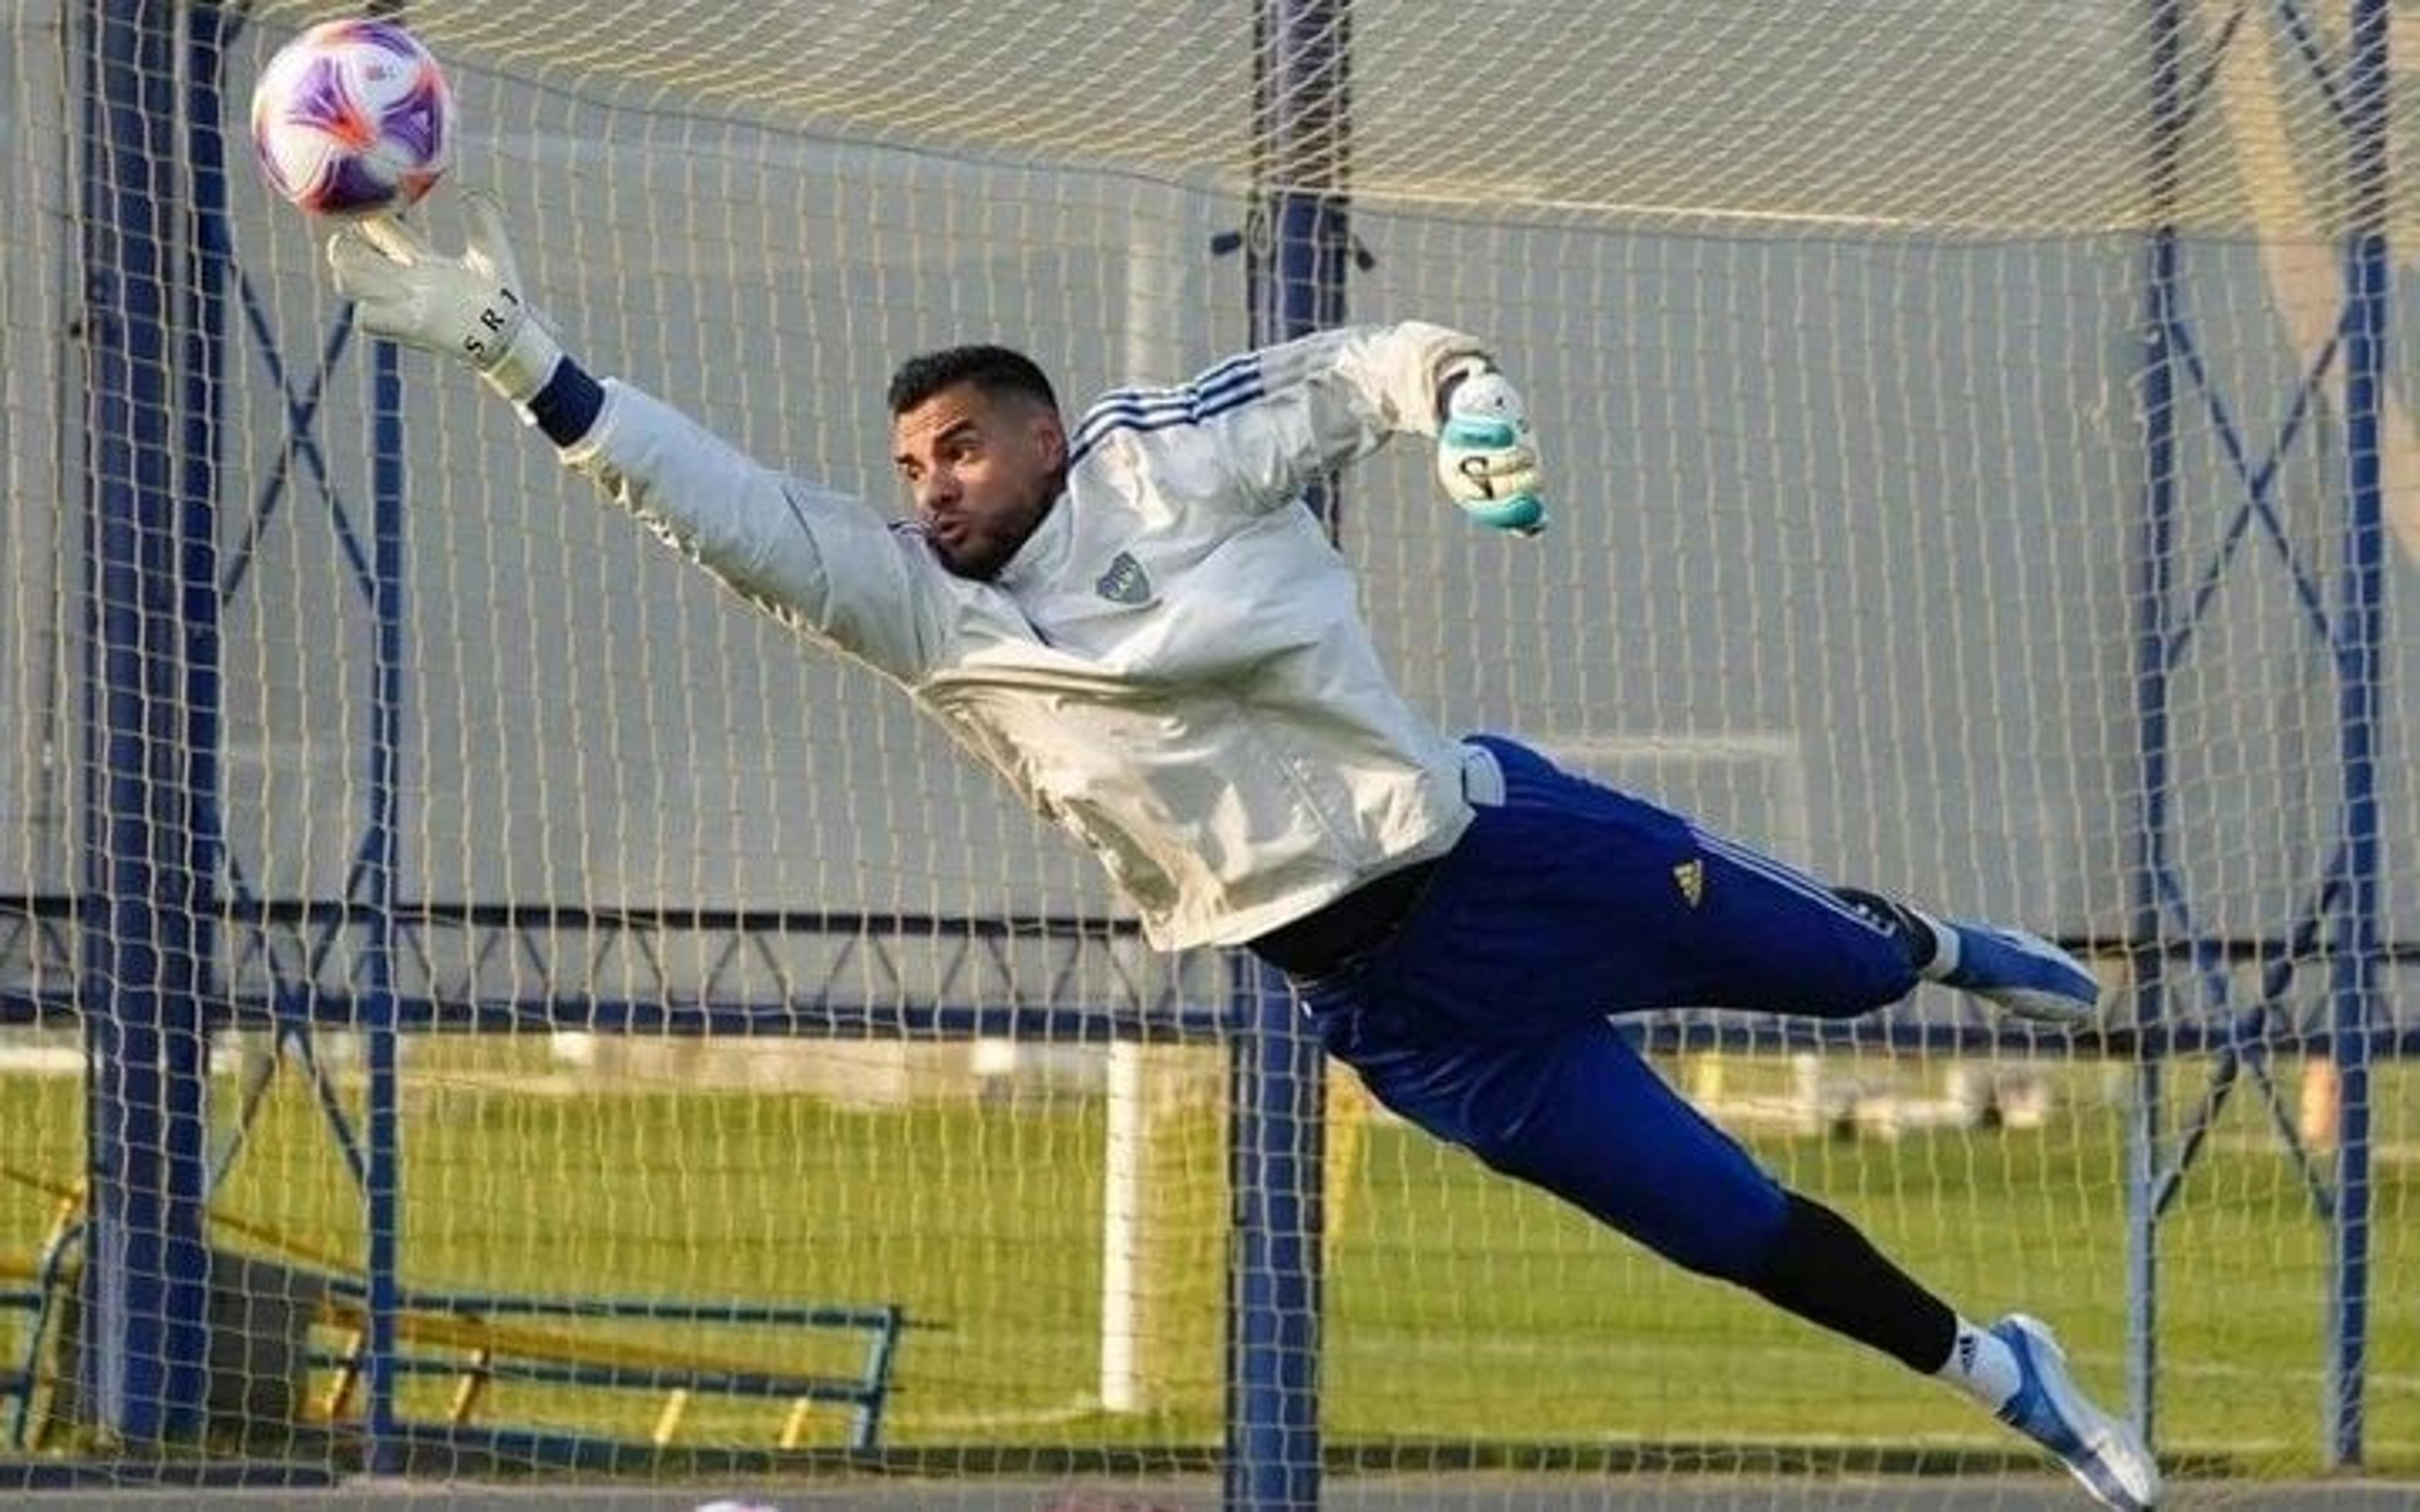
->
[991,488,1073,595]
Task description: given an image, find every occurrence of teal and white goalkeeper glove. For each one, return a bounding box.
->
[325,195,564,404]
[1435,358,1546,536]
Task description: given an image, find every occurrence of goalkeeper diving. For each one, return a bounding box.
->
[326,198,2160,1510]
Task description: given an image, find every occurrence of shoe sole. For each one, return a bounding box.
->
[1954,929,2101,1024]
[2002,1314,2162,1509]
[1993,986,2098,1024]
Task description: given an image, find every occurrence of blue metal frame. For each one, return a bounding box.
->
[2327,0,2390,1469]
[60,0,936,1469]
[363,297,410,1480]
[79,0,212,1443]
[314,1283,906,1456]
[2129,0,2392,1470]
[1225,3,1354,1508]
[20,895,2420,1055]
[77,0,393,1450]
[4,894,1236,1041]
[340,11,416,1461]
[2,1231,906,1456]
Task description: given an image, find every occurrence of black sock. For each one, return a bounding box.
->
[1833,886,1939,971]
[1743,1193,1957,1374]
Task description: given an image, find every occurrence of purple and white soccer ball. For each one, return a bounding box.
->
[251,19,453,218]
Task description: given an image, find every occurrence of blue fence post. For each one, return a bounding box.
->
[1228,3,1351,1507]
[182,0,230,975]
[2125,0,2186,1450]
[78,0,212,1443]
[362,331,410,1474]
[1226,959,1324,1512]
[2326,0,2390,1471]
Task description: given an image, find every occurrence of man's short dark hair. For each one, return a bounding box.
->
[887,344,1059,417]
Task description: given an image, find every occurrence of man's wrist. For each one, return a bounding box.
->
[478,315,566,406]
[523,356,606,447]
[1433,353,1495,423]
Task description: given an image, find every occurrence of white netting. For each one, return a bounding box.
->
[239,0,2415,239]
[3,1,2415,1503]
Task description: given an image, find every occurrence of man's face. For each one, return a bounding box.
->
[890,381,1066,580]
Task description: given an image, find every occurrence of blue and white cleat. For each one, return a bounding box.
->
[1937,922,2100,1024]
[1991,1314,2160,1509]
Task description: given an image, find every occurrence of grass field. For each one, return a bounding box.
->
[3,1038,2413,1479]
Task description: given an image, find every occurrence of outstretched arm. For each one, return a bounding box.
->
[325,199,947,683]
[1127,321,1545,534]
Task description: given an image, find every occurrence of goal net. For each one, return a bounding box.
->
[3,0,2413,1499]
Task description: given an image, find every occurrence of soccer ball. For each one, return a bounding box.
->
[250,19,453,217]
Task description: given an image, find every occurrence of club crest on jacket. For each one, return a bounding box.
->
[1095,550,1152,604]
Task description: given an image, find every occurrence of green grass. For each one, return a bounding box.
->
[3,1045,2414,1475]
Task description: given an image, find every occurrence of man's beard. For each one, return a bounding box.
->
[938,481,1057,581]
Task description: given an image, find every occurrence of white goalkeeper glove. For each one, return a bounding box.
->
[325,194,564,405]
[1434,358,1546,536]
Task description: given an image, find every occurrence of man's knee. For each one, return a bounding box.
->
[1464,1119,1791,1284]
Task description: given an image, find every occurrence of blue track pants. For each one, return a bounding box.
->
[1292,736,1923,1283]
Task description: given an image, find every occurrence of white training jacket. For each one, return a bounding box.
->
[560,321,1492,951]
